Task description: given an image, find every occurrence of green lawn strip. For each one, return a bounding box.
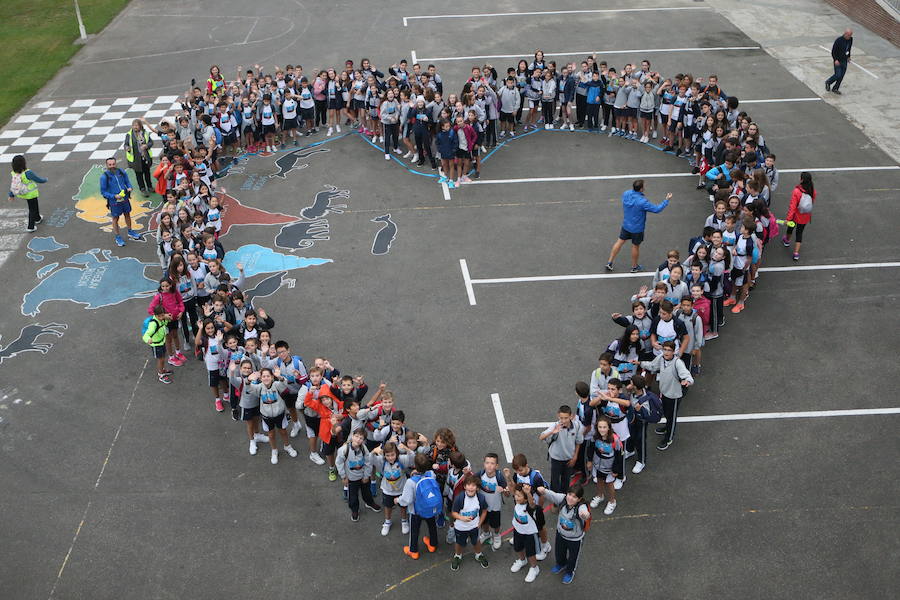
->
[0,0,131,128]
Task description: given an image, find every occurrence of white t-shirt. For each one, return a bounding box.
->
[453,493,484,532]
[512,503,538,535]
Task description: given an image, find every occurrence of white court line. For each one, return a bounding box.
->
[491,393,514,463]
[410,49,417,65]
[504,407,900,430]
[441,180,451,201]
[468,261,900,286]
[242,17,259,45]
[818,45,879,79]
[48,359,149,599]
[740,97,822,104]
[403,6,709,26]
[466,165,900,185]
[418,46,761,63]
[460,259,477,305]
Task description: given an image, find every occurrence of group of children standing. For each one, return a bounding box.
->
[135,55,820,587]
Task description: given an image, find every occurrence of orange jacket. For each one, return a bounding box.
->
[153,161,170,196]
[303,385,343,443]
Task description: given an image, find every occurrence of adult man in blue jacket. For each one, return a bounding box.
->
[825,29,853,95]
[606,179,671,273]
[100,157,142,247]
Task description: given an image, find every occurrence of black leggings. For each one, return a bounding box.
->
[541,101,555,124]
[133,163,152,191]
[484,119,497,146]
[383,123,399,154]
[575,94,587,125]
[602,104,614,127]
[516,91,526,122]
[786,223,806,243]
[414,131,434,162]
[179,297,199,343]
[586,104,601,129]
[347,479,377,515]
[314,99,327,126]
[708,295,724,331]
[26,196,41,229]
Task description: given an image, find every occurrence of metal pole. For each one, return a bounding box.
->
[74,0,87,40]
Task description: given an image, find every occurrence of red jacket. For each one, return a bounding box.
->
[692,295,711,336]
[303,385,343,444]
[786,185,815,225]
[148,289,184,320]
[455,123,477,151]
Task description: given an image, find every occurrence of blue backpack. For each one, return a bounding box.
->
[213,127,223,146]
[412,472,443,518]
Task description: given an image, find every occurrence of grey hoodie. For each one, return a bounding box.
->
[336,443,373,481]
[639,355,693,398]
[498,86,521,113]
[249,379,287,417]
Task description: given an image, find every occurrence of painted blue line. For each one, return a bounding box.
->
[480,127,543,165]
[354,132,439,179]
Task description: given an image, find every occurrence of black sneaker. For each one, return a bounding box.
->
[657,440,672,451]
[366,502,382,512]
[696,182,706,189]
[655,426,666,435]
[472,171,480,179]
[630,264,643,273]
[351,512,359,522]
[832,89,841,95]
[825,82,831,92]
[605,262,614,271]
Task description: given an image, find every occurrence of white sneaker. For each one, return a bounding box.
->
[547,124,554,130]
[336,124,342,132]
[480,145,486,152]
[590,495,605,508]
[411,153,419,163]
[326,127,333,137]
[271,449,279,465]
[600,125,607,132]
[381,521,391,536]
[708,194,715,202]
[393,148,402,154]
[401,519,410,534]
[308,452,325,465]
[508,537,515,546]
[254,433,269,443]
[525,565,540,583]
[544,124,550,130]
[284,445,297,458]
[402,151,412,159]
[249,440,258,455]
[614,476,625,490]
[510,559,527,573]
[604,500,617,515]
[652,130,658,139]
[536,550,547,561]
[492,533,502,550]
[569,123,575,131]
[499,131,506,137]
[541,541,552,555]
[479,531,492,543]
[379,135,384,143]
[632,461,645,474]
[384,153,391,160]
[289,420,301,438]
[623,450,635,459]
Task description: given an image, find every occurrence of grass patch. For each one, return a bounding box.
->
[0,0,131,127]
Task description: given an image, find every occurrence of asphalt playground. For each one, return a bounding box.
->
[1,1,898,599]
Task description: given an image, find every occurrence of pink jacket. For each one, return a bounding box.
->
[148,289,185,320]
[313,78,326,101]
[455,124,477,151]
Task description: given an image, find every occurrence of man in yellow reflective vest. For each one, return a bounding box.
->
[123,119,154,195]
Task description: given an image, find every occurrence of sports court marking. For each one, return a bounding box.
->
[460,261,900,306]
[464,165,900,186]
[491,391,900,461]
[818,45,878,79]
[416,45,762,63]
[402,6,709,26]
[48,359,149,599]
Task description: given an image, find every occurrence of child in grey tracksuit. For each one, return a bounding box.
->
[640,342,693,449]
[336,429,380,519]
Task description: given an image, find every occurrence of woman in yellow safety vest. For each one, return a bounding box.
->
[123,119,154,196]
[8,154,47,232]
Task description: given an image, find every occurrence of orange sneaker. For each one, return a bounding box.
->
[403,546,420,560]
[731,303,745,313]
[723,297,736,307]
[422,536,437,553]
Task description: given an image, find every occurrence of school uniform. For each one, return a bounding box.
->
[542,420,584,493]
[639,355,693,445]
[542,489,591,576]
